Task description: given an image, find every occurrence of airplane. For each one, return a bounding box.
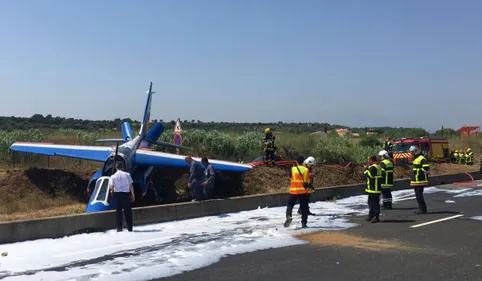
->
[9,82,253,213]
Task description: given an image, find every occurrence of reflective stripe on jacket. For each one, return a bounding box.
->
[364,163,382,194]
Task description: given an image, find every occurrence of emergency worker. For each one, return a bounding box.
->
[284,156,312,228]
[384,136,394,158]
[466,148,474,165]
[458,149,466,164]
[364,155,382,223]
[454,150,459,163]
[263,128,277,165]
[297,156,316,216]
[410,145,430,214]
[379,150,394,209]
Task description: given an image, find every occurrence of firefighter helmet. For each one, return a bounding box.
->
[409,145,418,153]
[304,156,316,167]
[378,150,389,158]
[265,128,271,133]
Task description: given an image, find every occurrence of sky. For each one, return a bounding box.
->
[1,0,481,131]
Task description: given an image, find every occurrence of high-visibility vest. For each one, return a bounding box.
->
[411,154,430,186]
[380,159,394,188]
[364,163,382,194]
[290,165,310,194]
[467,152,474,163]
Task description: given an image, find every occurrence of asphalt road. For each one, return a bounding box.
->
[157,181,482,281]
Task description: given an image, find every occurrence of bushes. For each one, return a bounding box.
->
[1,128,384,165]
[315,134,379,164]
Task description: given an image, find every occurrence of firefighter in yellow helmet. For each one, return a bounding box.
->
[466,148,474,165]
[454,150,459,164]
[263,128,277,165]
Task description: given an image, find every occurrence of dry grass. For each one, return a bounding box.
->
[0,204,85,222]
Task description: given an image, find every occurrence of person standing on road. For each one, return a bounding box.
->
[379,150,394,210]
[284,156,313,228]
[410,145,430,214]
[109,162,135,232]
[364,155,382,223]
[297,156,316,216]
[201,157,215,199]
[185,156,205,201]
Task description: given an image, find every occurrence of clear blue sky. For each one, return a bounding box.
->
[1,0,481,131]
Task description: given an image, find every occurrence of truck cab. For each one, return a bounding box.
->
[392,137,450,165]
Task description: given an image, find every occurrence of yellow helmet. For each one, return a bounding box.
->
[467,148,471,152]
[265,128,271,133]
[455,150,458,152]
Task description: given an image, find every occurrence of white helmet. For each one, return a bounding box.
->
[409,145,418,153]
[378,150,389,158]
[304,156,316,167]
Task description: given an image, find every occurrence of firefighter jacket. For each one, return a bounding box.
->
[411,153,430,186]
[466,151,474,164]
[263,134,276,151]
[384,140,393,153]
[364,163,382,194]
[289,165,310,195]
[380,158,394,188]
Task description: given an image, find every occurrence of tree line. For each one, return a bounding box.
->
[0,114,453,136]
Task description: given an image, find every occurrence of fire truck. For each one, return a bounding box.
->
[391,136,450,165]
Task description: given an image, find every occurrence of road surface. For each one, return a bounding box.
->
[1,181,482,281]
[158,181,482,281]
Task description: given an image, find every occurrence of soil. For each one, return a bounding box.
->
[296,231,421,253]
[0,162,479,221]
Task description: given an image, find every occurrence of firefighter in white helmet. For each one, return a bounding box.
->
[297,156,316,216]
[378,150,394,209]
[410,145,429,214]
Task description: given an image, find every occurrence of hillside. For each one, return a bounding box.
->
[0,162,478,222]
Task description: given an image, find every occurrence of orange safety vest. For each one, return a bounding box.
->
[290,165,310,194]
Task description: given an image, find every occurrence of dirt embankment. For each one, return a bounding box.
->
[0,162,479,221]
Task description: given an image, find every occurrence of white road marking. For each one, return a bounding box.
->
[395,196,416,201]
[410,214,464,228]
[53,235,176,258]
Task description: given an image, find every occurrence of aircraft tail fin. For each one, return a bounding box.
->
[138,82,154,140]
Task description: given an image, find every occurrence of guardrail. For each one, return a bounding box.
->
[0,171,480,244]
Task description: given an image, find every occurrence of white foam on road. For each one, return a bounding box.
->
[454,189,482,198]
[0,185,478,281]
[468,216,482,221]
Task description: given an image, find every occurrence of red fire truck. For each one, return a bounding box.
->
[392,136,450,165]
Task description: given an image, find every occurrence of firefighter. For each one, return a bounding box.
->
[454,150,459,164]
[297,156,316,216]
[466,148,474,165]
[384,136,394,158]
[410,145,430,214]
[458,149,464,164]
[378,150,394,210]
[364,155,382,223]
[263,128,277,165]
[284,156,312,228]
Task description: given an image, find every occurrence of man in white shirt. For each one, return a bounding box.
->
[109,162,135,232]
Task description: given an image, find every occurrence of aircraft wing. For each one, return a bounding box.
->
[10,142,113,162]
[134,149,253,172]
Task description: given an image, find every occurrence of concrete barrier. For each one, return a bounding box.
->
[0,171,479,244]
